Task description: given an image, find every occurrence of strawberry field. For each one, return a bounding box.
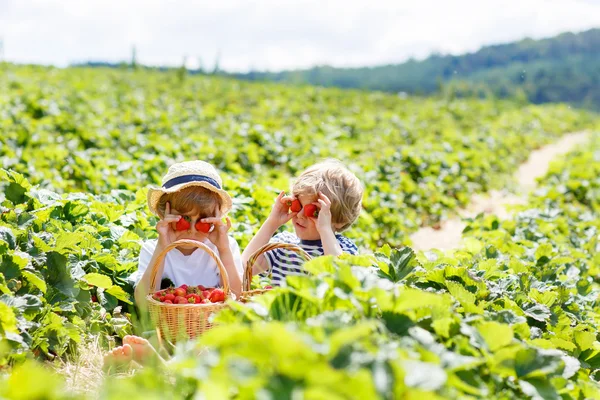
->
[1,64,600,399]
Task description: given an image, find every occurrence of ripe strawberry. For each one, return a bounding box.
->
[264,285,273,290]
[304,204,319,218]
[163,293,175,302]
[290,199,302,213]
[175,296,188,304]
[195,221,212,233]
[91,295,98,302]
[175,216,191,231]
[188,296,197,304]
[201,290,210,300]
[159,296,166,302]
[174,288,186,297]
[209,289,225,303]
[201,298,211,304]
[152,293,162,301]
[198,285,206,291]
[180,284,188,290]
[164,300,173,304]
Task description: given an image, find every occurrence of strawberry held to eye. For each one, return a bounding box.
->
[195,220,212,233]
[304,204,319,218]
[290,199,302,213]
[175,216,191,231]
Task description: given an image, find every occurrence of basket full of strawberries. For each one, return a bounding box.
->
[146,239,231,342]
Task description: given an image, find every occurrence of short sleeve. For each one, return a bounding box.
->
[129,240,157,286]
[338,236,359,255]
[264,231,298,273]
[228,236,244,279]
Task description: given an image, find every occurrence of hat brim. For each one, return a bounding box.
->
[147,181,233,216]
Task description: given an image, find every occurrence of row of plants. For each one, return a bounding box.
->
[1,134,598,398]
[1,64,598,249]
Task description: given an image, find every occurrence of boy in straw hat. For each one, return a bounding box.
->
[242,159,363,286]
[131,160,243,305]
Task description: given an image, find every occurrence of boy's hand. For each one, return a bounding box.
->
[156,202,180,249]
[201,214,232,251]
[311,192,334,234]
[266,191,297,229]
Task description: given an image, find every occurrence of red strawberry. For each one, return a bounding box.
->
[91,295,98,302]
[209,289,225,303]
[198,285,206,291]
[174,287,186,297]
[188,296,197,304]
[152,293,161,301]
[164,300,173,304]
[175,296,188,304]
[159,296,166,302]
[290,199,302,213]
[195,221,212,233]
[264,285,273,290]
[163,293,175,302]
[201,298,211,304]
[201,290,210,300]
[175,216,191,231]
[304,204,319,218]
[180,284,188,290]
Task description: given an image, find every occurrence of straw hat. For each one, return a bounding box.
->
[147,161,232,216]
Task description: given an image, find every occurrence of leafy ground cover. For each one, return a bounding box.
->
[0,65,599,399]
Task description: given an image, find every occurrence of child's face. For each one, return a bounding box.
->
[291,194,321,241]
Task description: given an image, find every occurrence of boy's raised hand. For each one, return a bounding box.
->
[312,192,334,233]
[201,214,232,251]
[156,202,180,248]
[266,191,297,228]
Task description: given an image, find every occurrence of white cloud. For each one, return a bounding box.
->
[0,0,598,71]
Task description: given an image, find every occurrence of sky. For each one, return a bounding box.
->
[0,0,599,72]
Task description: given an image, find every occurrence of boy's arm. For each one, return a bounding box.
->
[242,191,296,274]
[319,227,344,256]
[241,220,278,274]
[216,245,242,296]
[134,243,166,308]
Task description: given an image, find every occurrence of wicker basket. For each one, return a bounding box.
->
[239,242,312,302]
[146,239,230,342]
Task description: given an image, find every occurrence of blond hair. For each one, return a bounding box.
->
[156,186,222,218]
[292,160,363,232]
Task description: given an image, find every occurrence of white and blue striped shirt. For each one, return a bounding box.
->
[263,231,359,286]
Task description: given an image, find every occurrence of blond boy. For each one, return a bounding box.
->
[242,160,363,285]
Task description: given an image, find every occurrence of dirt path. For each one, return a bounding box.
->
[410,131,590,251]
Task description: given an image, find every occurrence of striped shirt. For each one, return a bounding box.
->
[264,231,359,286]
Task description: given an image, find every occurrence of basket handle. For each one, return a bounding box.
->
[149,239,230,296]
[243,242,312,291]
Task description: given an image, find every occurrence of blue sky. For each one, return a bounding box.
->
[1,0,599,72]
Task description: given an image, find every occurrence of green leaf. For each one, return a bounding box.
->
[515,348,563,379]
[0,294,43,312]
[106,285,133,304]
[574,330,596,351]
[0,300,19,334]
[21,271,47,293]
[0,227,16,251]
[83,273,113,289]
[477,321,514,352]
[522,303,551,322]
[446,281,483,314]
[377,247,417,282]
[519,378,559,400]
[5,182,27,204]
[1,360,64,400]
[44,252,79,298]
